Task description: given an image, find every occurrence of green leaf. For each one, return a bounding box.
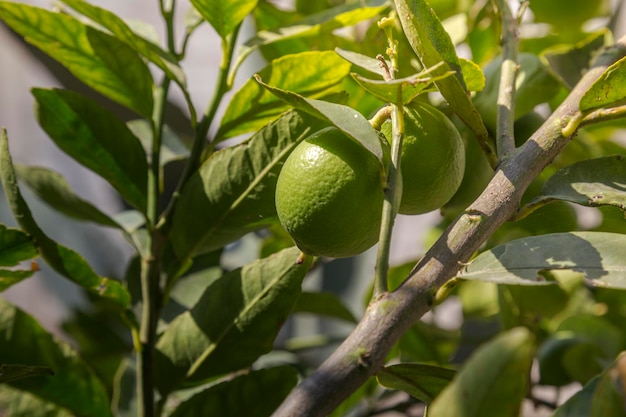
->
[459,58,485,92]
[0,129,130,308]
[0,269,36,291]
[376,364,455,403]
[580,55,626,112]
[60,0,186,87]
[394,0,489,140]
[530,155,626,211]
[0,2,154,117]
[428,327,535,417]
[191,0,258,39]
[0,224,37,267]
[15,165,121,228]
[127,120,189,167]
[169,366,298,417]
[0,298,113,417]
[33,88,148,212]
[0,387,72,417]
[254,76,385,165]
[217,51,351,141]
[154,247,311,394]
[335,48,390,77]
[459,232,626,289]
[171,110,318,260]
[292,291,357,323]
[0,364,54,383]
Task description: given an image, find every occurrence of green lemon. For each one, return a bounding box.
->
[275,127,385,258]
[382,102,465,215]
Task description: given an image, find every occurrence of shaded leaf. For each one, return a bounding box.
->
[0,2,153,117]
[254,76,385,165]
[0,224,37,267]
[0,387,72,417]
[33,88,148,212]
[191,0,258,39]
[428,327,535,417]
[580,55,626,112]
[169,366,298,417]
[394,0,489,140]
[154,247,311,393]
[376,363,455,403]
[0,364,54,383]
[15,165,121,228]
[0,129,130,308]
[217,51,350,141]
[0,298,112,417]
[128,120,189,167]
[459,232,626,289]
[336,48,390,77]
[293,291,357,323]
[171,110,318,260]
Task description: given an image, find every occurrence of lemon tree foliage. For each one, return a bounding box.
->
[0,1,625,417]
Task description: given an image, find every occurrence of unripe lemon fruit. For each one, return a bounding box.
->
[381,102,465,215]
[275,127,385,258]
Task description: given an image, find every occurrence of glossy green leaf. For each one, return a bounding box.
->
[191,0,258,39]
[0,298,113,417]
[428,327,535,417]
[0,2,154,117]
[169,366,298,417]
[0,387,72,417]
[376,364,455,403]
[217,51,350,141]
[254,76,385,165]
[60,0,186,87]
[15,165,121,228]
[394,0,489,140]
[33,88,148,212]
[0,364,54,383]
[171,111,318,260]
[0,129,130,308]
[154,247,311,394]
[292,291,357,323]
[529,155,626,211]
[580,55,626,112]
[459,232,626,289]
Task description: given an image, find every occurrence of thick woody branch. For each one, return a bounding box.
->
[272,36,626,417]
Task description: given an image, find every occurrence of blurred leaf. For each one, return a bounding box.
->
[459,232,626,289]
[0,129,130,308]
[15,165,121,228]
[459,58,485,92]
[328,377,379,417]
[33,88,148,212]
[0,364,54,383]
[0,298,113,417]
[169,366,297,417]
[217,51,350,141]
[171,110,319,260]
[127,120,189,166]
[191,0,258,39]
[529,155,626,212]
[0,2,153,117]
[0,387,72,417]
[428,327,535,417]
[377,364,455,403]
[580,55,626,112]
[395,0,489,141]
[60,0,186,86]
[293,291,357,323]
[154,247,311,393]
[0,268,36,291]
[254,76,385,165]
[0,224,37,267]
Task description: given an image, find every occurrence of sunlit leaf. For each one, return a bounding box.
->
[580,55,626,112]
[377,364,455,403]
[335,48,390,77]
[191,0,258,39]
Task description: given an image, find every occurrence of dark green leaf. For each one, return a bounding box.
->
[428,327,535,417]
[217,51,351,141]
[376,364,455,403]
[459,232,626,289]
[0,129,130,308]
[33,88,148,212]
[0,364,54,383]
[169,366,298,417]
[580,55,626,112]
[394,0,489,140]
[0,2,154,117]
[530,155,626,211]
[171,110,318,260]
[60,0,186,87]
[254,76,385,165]
[0,299,113,417]
[15,165,121,228]
[0,224,37,267]
[0,269,36,291]
[293,291,357,323]
[0,387,72,417]
[191,0,258,39]
[154,247,311,393]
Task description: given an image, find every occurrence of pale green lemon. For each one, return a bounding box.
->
[275,127,385,258]
[381,102,465,215]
